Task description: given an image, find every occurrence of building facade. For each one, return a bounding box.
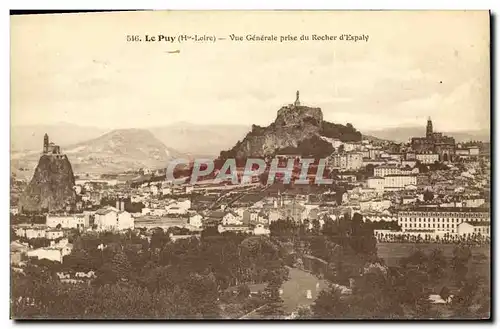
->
[374,165,419,177]
[416,153,440,164]
[457,222,490,237]
[398,208,490,234]
[94,206,134,231]
[46,214,89,230]
[329,152,363,171]
[410,118,455,161]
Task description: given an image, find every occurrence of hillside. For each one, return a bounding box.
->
[18,154,76,213]
[220,104,362,159]
[11,129,185,176]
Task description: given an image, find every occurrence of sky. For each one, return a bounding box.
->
[11,11,490,132]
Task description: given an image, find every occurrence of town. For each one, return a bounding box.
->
[10,109,490,319]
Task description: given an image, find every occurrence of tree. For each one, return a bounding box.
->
[311,286,348,318]
[451,246,472,284]
[415,161,429,173]
[423,190,434,202]
[111,251,131,282]
[440,286,451,304]
[365,164,375,177]
[29,237,51,249]
[237,284,251,299]
[295,306,313,319]
[258,278,285,318]
[149,228,170,251]
[427,248,447,279]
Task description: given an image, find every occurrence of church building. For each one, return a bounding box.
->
[43,133,63,157]
[410,118,455,162]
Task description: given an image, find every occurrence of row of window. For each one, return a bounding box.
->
[401,217,462,223]
[404,223,456,229]
[474,227,490,234]
[400,212,487,218]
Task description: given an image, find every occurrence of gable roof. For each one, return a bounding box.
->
[206,211,225,219]
[95,206,119,215]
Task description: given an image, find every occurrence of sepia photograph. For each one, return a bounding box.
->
[9,10,491,320]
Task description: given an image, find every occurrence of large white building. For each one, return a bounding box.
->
[166,199,191,215]
[221,211,243,226]
[26,239,73,263]
[384,174,417,189]
[416,153,440,164]
[15,224,47,239]
[367,174,417,191]
[94,206,134,231]
[15,224,65,240]
[46,213,89,230]
[253,224,271,236]
[374,165,419,177]
[455,145,480,157]
[367,177,385,192]
[329,152,363,171]
[188,213,203,228]
[457,222,490,237]
[398,207,490,234]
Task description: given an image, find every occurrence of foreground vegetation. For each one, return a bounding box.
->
[11,213,490,319]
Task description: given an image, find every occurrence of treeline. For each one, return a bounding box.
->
[300,245,490,319]
[321,121,362,142]
[11,228,290,319]
[269,213,378,285]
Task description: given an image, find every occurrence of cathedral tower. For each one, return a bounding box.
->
[426,117,433,139]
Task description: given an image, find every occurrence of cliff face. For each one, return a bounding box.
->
[19,154,77,213]
[220,105,362,159]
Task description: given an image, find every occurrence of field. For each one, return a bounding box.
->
[377,242,491,267]
[280,267,328,313]
[377,242,491,294]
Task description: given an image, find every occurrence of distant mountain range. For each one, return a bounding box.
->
[11,122,250,157]
[11,123,110,152]
[149,123,250,157]
[363,127,490,143]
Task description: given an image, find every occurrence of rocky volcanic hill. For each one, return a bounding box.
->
[11,129,185,176]
[220,104,362,159]
[19,154,77,213]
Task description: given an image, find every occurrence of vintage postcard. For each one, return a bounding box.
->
[10,10,490,319]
